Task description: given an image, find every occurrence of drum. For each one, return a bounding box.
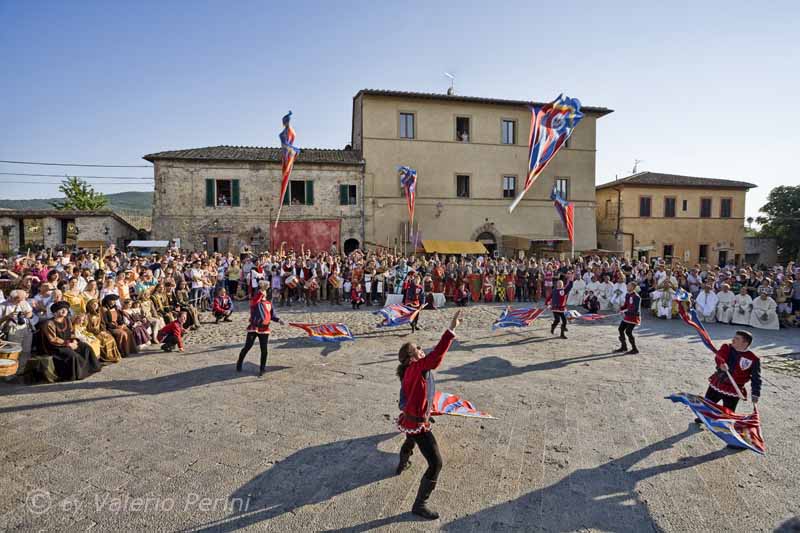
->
[285,275,299,289]
[329,276,342,289]
[307,279,319,291]
[0,358,18,377]
[0,342,22,362]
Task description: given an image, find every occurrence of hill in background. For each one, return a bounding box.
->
[0,191,153,214]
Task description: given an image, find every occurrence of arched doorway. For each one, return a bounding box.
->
[476,232,496,255]
[344,238,360,254]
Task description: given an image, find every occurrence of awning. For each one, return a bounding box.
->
[421,240,488,255]
[127,240,170,248]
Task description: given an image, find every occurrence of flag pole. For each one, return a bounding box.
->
[508,190,525,213]
[724,369,746,400]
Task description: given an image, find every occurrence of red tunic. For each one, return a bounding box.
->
[397,330,456,434]
[708,343,762,400]
[550,288,567,312]
[620,292,641,325]
[247,293,278,333]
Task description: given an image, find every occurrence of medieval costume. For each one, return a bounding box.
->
[706,341,761,412]
[41,301,101,381]
[101,294,137,357]
[237,287,283,376]
[85,300,122,363]
[615,287,641,355]
[550,285,568,339]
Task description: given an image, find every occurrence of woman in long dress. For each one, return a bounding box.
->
[85,299,122,363]
[72,312,102,359]
[41,301,101,381]
[62,277,85,316]
[101,294,137,356]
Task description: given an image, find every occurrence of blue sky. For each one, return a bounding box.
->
[1,0,798,218]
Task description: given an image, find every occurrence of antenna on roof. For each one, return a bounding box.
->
[444,72,455,95]
[632,159,644,174]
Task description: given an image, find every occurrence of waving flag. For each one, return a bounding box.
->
[492,307,544,329]
[509,95,584,213]
[398,166,417,227]
[275,111,300,227]
[431,391,495,419]
[551,186,575,243]
[375,304,420,328]
[569,311,615,321]
[677,304,717,353]
[674,288,692,303]
[288,322,354,342]
[667,393,765,454]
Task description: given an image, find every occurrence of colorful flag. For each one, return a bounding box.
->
[677,304,717,353]
[570,311,615,321]
[550,186,575,243]
[398,166,417,226]
[509,94,584,213]
[492,306,544,329]
[667,393,765,454]
[288,322,354,342]
[374,304,421,328]
[276,111,300,223]
[431,391,495,419]
[673,288,692,302]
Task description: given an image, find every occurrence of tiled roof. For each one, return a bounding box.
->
[143,146,364,165]
[596,172,756,190]
[355,89,613,117]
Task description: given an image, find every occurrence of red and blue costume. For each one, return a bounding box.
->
[707,343,761,409]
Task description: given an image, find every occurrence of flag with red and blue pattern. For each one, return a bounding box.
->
[550,186,575,243]
[667,393,765,454]
[288,322,354,342]
[509,94,584,213]
[677,304,717,353]
[398,166,417,227]
[375,304,421,328]
[569,311,615,321]
[492,306,544,329]
[278,111,300,208]
[431,391,495,419]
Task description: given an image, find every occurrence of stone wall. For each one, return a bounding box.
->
[744,237,778,266]
[152,160,364,252]
[0,214,138,253]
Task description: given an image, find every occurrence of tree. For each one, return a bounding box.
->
[756,185,800,262]
[50,177,108,211]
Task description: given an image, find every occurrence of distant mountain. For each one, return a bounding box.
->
[0,191,153,214]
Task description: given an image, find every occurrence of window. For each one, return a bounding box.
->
[399,113,415,139]
[720,198,732,218]
[639,196,652,217]
[205,179,240,207]
[339,184,357,205]
[554,177,569,199]
[700,198,712,218]
[456,116,470,142]
[663,244,674,260]
[501,120,516,144]
[664,197,676,218]
[283,180,314,205]
[605,199,611,217]
[502,176,516,198]
[682,199,688,211]
[456,175,470,198]
[699,244,709,263]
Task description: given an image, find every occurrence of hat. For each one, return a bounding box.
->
[50,301,71,314]
[102,294,120,306]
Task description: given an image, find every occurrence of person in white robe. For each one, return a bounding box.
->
[566,277,586,306]
[651,281,675,319]
[608,280,627,310]
[695,285,718,323]
[596,277,613,310]
[731,287,753,326]
[715,284,735,324]
[749,291,780,330]
[586,276,602,304]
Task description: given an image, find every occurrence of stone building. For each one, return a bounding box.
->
[0,209,140,253]
[595,172,756,264]
[351,89,613,255]
[144,147,365,253]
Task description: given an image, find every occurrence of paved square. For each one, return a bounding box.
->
[2,304,798,532]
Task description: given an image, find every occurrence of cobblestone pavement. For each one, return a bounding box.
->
[1,302,798,532]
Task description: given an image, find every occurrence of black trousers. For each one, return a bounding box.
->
[162,333,179,350]
[551,312,567,330]
[237,332,269,370]
[704,386,739,412]
[400,430,443,482]
[618,321,636,345]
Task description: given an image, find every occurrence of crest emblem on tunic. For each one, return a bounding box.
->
[739,358,752,371]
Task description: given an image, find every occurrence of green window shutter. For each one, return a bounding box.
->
[283,184,290,205]
[305,180,314,205]
[205,179,215,207]
[339,184,348,205]
[232,179,240,206]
